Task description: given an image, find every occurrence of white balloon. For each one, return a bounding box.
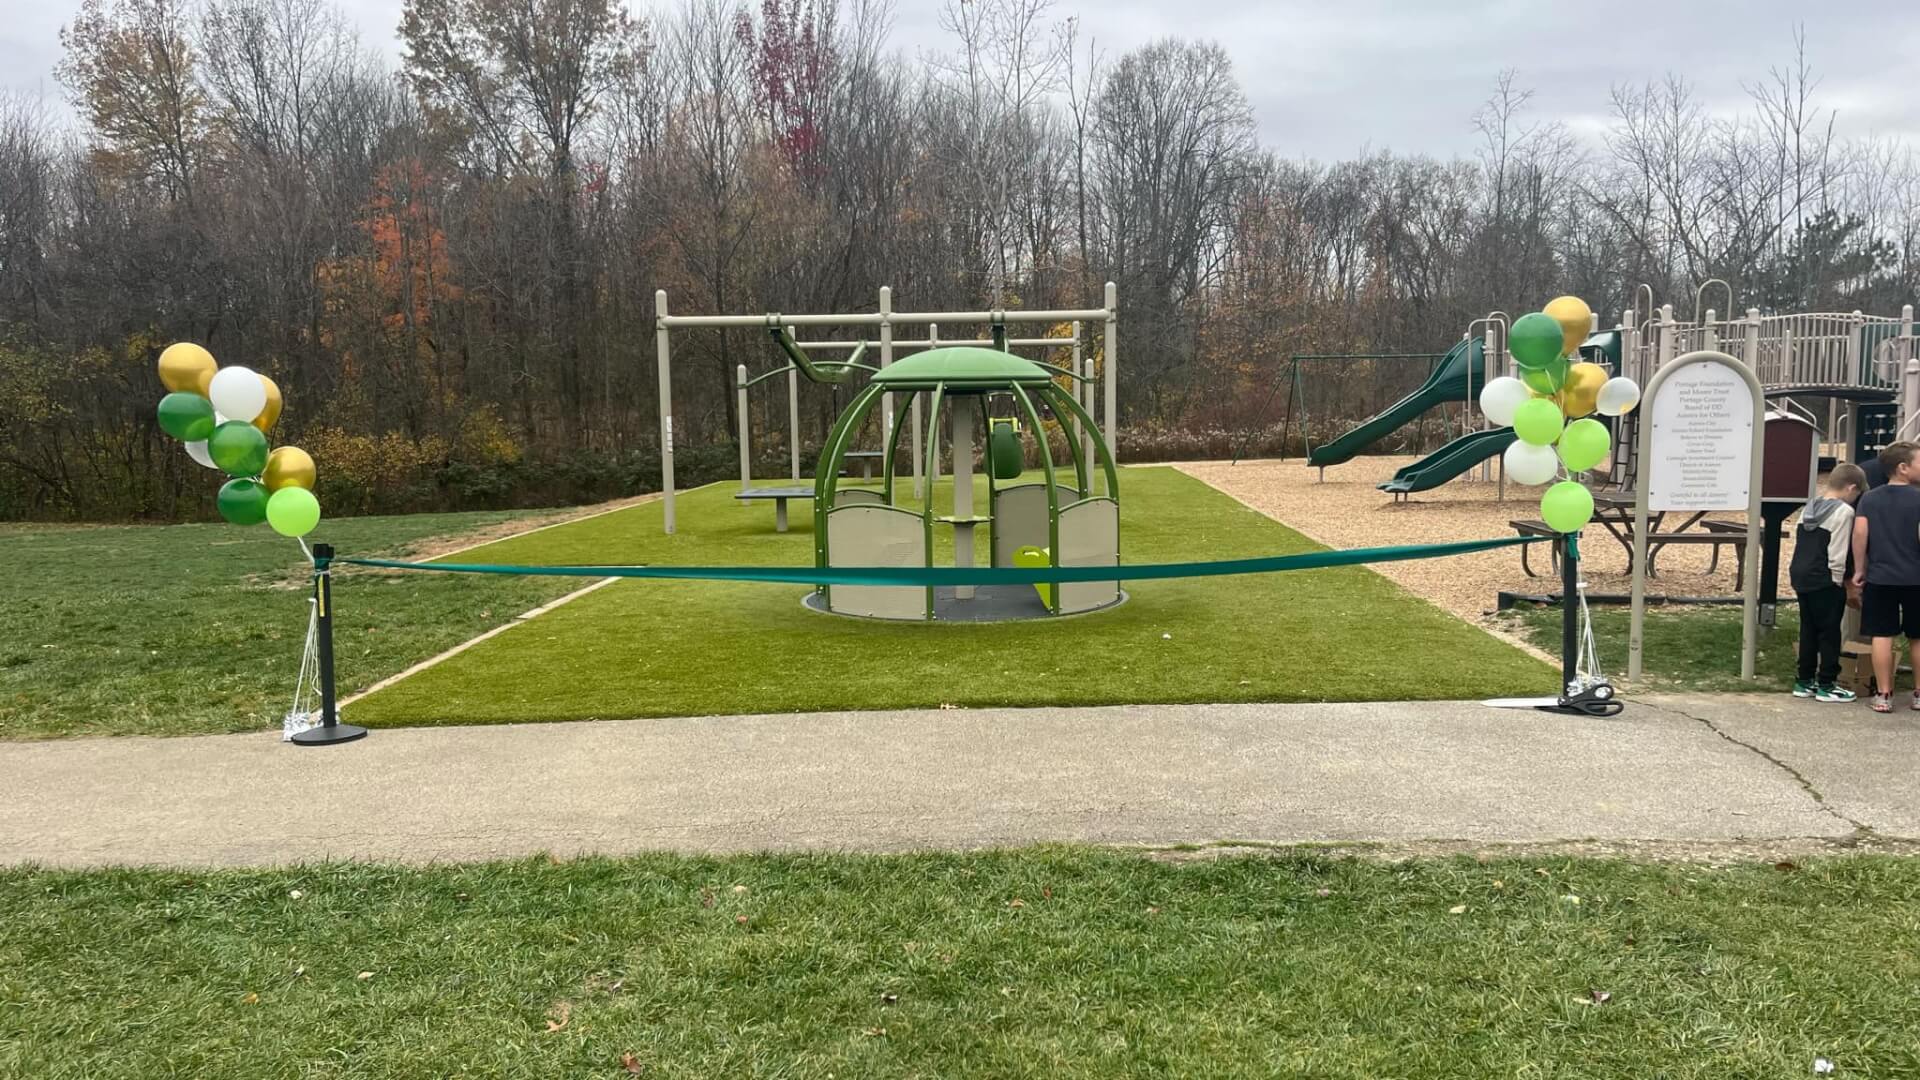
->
[1504,440,1560,486]
[207,366,267,423]
[1596,376,1641,417]
[185,439,219,470]
[1479,376,1533,428]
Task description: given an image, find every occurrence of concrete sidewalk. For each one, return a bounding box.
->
[2,694,1914,868]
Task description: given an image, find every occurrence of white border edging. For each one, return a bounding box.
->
[338,494,658,707]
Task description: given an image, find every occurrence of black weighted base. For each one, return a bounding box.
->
[290,722,369,746]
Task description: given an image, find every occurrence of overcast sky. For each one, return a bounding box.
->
[6,0,1919,159]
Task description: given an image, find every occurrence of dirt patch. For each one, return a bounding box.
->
[1177,457,1778,633]
[1139,834,1915,865]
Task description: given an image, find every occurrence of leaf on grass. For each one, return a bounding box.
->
[1535,868,1551,877]
[1588,989,1612,1005]
[1491,880,1505,889]
[620,1051,646,1074]
[1145,906,1162,915]
[356,971,374,981]
[288,890,304,901]
[734,914,749,926]
[1775,860,1800,872]
[732,884,749,894]
[880,992,899,1005]
[1562,895,1582,905]
[1007,898,1025,908]
[242,992,259,1005]
[1041,886,1053,900]
[1448,904,1468,915]
[700,890,715,909]
[1313,888,1333,898]
[545,1001,572,1032]
[1814,1056,1835,1074]
[863,1027,887,1037]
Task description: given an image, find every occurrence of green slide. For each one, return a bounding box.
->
[1377,426,1514,494]
[1308,338,1486,468]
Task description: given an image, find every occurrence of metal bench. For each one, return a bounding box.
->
[735,486,814,532]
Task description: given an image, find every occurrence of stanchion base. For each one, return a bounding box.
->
[290,723,369,746]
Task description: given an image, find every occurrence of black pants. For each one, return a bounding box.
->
[1798,586,1846,685]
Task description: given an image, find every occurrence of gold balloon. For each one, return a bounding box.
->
[1543,295,1593,356]
[1558,362,1608,419]
[262,446,316,492]
[157,342,217,395]
[253,375,283,434]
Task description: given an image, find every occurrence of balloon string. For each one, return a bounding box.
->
[297,536,313,565]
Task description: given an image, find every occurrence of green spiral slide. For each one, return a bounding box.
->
[1307,338,1486,469]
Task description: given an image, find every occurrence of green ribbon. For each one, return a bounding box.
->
[337,535,1542,587]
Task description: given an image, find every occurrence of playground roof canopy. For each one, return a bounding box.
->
[870,346,1055,391]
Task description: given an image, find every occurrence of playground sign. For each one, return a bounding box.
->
[1629,350,1765,682]
[1644,359,1755,511]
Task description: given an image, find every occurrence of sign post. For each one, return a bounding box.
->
[1628,350,1766,680]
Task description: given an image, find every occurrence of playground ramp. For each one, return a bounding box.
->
[1378,426,1516,494]
[1307,338,1485,469]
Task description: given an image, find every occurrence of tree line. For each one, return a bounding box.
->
[1,0,1915,519]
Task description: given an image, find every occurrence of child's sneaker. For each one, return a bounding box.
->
[1791,679,1816,698]
[1871,693,1893,713]
[1816,684,1856,703]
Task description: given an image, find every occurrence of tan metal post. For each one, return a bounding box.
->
[655,289,675,534]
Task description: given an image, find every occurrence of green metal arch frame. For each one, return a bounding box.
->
[1038,383,1118,500]
[812,381,887,570]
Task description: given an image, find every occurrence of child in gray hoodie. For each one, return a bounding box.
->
[1790,463,1866,701]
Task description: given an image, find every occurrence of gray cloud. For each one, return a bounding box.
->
[8,0,1918,158]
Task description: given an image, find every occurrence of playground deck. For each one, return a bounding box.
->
[1180,457,1777,625]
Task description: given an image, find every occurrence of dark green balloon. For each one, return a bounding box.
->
[208,420,270,477]
[217,478,270,525]
[1510,312,1567,370]
[156,392,215,442]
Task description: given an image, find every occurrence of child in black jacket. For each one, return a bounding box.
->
[1791,462,1866,701]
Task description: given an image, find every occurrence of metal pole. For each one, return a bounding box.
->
[289,543,367,746]
[913,323,929,497]
[737,364,751,492]
[924,323,938,490]
[1073,322,1092,488]
[1103,282,1119,460]
[788,364,801,482]
[655,290,675,534]
[880,286,894,472]
[1561,533,1579,696]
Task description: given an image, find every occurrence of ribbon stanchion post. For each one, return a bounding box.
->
[290,543,368,747]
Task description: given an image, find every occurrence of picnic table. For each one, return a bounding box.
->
[1509,492,1751,584]
[734,486,813,532]
[843,450,883,481]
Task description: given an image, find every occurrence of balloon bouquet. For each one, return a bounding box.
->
[156,343,353,743]
[1475,297,1643,715]
[1475,297,1641,523]
[154,343,323,539]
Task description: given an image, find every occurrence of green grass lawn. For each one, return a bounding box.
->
[0,512,581,738]
[1503,604,1804,693]
[350,468,1551,726]
[4,849,1918,1078]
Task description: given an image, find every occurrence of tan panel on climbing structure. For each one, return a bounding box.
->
[1056,497,1119,614]
[991,484,1051,568]
[827,504,928,620]
[833,488,886,507]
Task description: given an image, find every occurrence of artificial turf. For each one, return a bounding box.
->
[4,850,1918,1078]
[350,467,1550,726]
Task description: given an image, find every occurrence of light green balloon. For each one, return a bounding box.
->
[1521,359,1567,396]
[1512,397,1565,447]
[1557,418,1610,473]
[266,486,321,538]
[1541,480,1594,533]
